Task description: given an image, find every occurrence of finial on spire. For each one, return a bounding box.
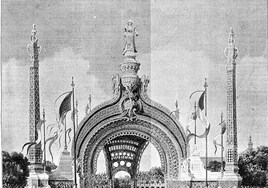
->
[224,27,238,62]
[228,27,235,45]
[30,24,38,44]
[175,100,178,110]
[71,77,75,87]
[172,100,180,120]
[127,19,133,25]
[32,24,37,34]
[204,78,208,88]
[27,24,41,63]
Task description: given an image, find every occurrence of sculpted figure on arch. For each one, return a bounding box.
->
[122,19,138,55]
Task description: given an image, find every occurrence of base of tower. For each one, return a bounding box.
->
[26,170,51,188]
[188,145,206,180]
[218,171,242,188]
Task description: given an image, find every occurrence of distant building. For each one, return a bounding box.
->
[247,135,253,152]
[239,135,255,156]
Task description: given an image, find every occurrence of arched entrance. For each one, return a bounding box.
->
[74,89,187,188]
[73,21,187,188]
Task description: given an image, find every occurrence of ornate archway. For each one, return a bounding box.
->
[73,21,187,188]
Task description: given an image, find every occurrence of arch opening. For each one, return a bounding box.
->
[96,150,106,174]
[137,143,165,188]
[114,171,132,188]
[139,143,161,171]
[76,118,186,188]
[114,171,131,179]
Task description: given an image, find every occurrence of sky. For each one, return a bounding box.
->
[2,0,267,171]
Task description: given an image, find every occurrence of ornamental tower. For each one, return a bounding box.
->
[27,24,43,170]
[219,28,242,188]
[26,25,50,188]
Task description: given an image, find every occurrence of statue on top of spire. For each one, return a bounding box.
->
[122,20,138,56]
[30,24,38,43]
[27,24,42,61]
[228,27,235,45]
[224,27,238,63]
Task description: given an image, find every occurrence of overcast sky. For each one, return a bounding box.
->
[2,0,267,170]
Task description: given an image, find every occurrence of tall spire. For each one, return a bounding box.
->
[219,28,242,187]
[26,25,50,188]
[27,24,42,67]
[27,24,43,169]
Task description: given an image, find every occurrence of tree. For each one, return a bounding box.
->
[44,161,57,172]
[238,146,268,187]
[137,167,164,182]
[2,151,30,188]
[206,160,225,172]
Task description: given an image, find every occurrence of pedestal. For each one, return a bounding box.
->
[218,171,242,188]
[26,168,50,188]
[188,145,206,180]
[50,149,73,180]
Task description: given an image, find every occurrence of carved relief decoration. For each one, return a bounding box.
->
[75,117,186,188]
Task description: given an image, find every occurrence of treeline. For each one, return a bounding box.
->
[2,151,57,188]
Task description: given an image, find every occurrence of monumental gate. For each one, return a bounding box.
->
[73,20,188,188]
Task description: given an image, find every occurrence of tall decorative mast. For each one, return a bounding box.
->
[220,28,241,187]
[27,24,43,170]
[26,25,50,188]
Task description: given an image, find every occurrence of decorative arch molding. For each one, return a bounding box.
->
[74,95,187,161]
[81,119,182,179]
[73,87,187,157]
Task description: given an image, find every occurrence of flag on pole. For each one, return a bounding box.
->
[220,121,227,134]
[197,91,210,129]
[21,119,45,154]
[58,91,73,124]
[213,120,226,155]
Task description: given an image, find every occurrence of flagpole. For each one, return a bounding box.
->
[76,99,78,129]
[194,101,197,145]
[204,78,208,188]
[43,108,46,171]
[64,118,67,150]
[220,112,224,177]
[71,77,77,188]
[89,94,91,112]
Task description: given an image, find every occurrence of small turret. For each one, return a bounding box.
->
[248,135,253,152]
